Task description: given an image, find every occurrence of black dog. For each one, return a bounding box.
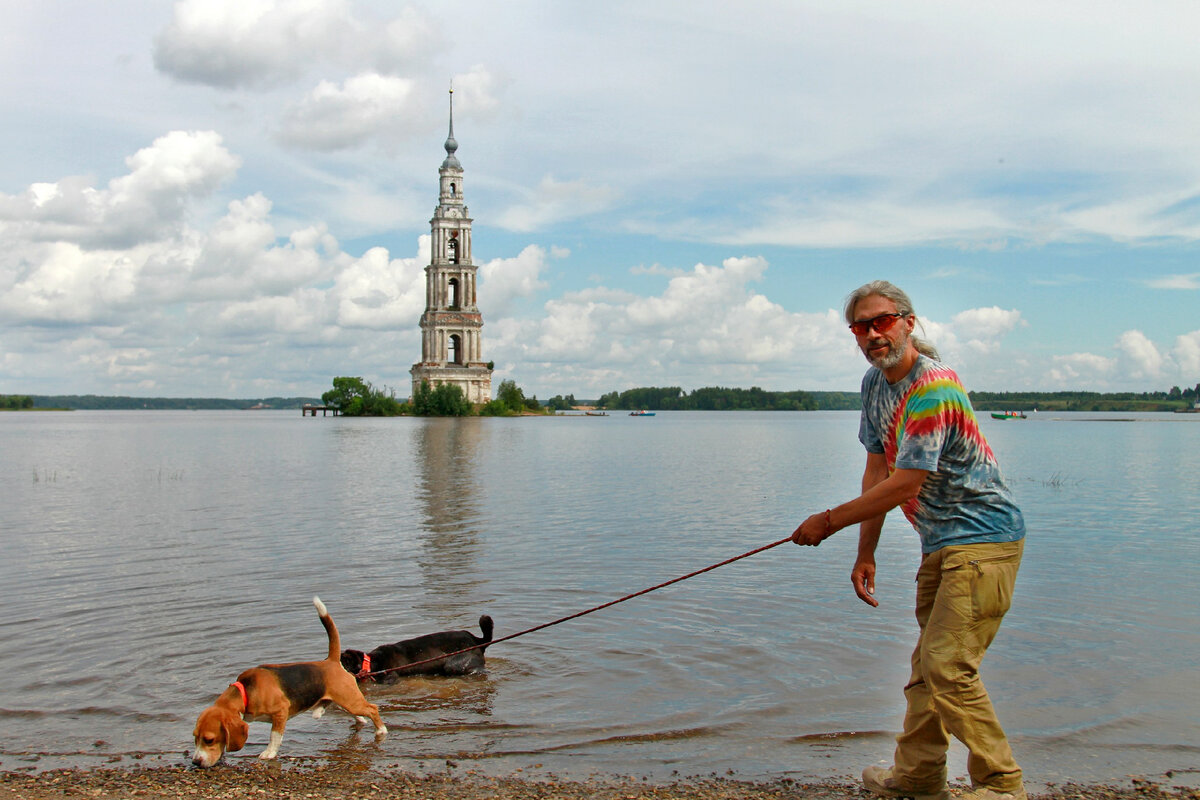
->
[341,615,494,682]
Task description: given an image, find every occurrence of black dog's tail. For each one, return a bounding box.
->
[478,614,494,645]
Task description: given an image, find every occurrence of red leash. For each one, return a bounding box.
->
[361,535,793,679]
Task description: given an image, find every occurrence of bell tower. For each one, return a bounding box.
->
[410,88,493,404]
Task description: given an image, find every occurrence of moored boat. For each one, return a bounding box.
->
[990,410,1027,420]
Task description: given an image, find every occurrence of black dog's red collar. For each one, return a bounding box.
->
[356,654,372,680]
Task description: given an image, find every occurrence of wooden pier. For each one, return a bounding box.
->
[301,404,339,417]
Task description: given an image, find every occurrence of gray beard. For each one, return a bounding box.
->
[866,330,910,371]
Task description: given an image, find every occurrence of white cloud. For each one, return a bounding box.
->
[1030,272,1092,287]
[451,65,503,118]
[333,241,426,329]
[1048,352,1116,385]
[0,131,240,250]
[1059,191,1200,242]
[0,132,433,395]
[477,245,552,315]
[153,0,438,89]
[276,73,418,151]
[188,193,342,299]
[365,7,441,76]
[217,289,330,337]
[154,0,345,88]
[625,256,768,329]
[689,197,1019,250]
[1174,331,1200,378]
[945,306,1025,357]
[495,176,619,233]
[487,256,858,395]
[0,241,143,324]
[1115,330,1167,381]
[992,327,1198,393]
[1144,272,1200,290]
[0,131,246,325]
[949,307,1024,339]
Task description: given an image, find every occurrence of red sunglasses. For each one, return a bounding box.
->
[849,313,908,336]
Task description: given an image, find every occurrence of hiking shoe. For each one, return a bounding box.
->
[862,766,950,800]
[958,786,1027,800]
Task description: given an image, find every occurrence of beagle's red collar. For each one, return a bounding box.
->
[231,680,248,713]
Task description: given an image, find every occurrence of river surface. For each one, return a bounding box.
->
[1,409,1197,787]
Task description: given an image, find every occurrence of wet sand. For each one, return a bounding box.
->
[2,764,1196,800]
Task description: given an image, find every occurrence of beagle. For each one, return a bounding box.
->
[340,614,494,681]
[191,597,387,767]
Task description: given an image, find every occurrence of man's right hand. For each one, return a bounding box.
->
[852,557,878,607]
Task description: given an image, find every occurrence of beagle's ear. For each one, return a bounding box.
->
[223,715,249,753]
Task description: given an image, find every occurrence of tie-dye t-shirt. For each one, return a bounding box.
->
[858,355,1025,554]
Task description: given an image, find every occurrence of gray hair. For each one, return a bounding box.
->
[844,280,940,360]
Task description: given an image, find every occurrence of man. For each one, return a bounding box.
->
[792,280,1026,800]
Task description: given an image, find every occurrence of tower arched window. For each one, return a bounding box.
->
[448,236,458,264]
[449,334,463,365]
[448,277,460,309]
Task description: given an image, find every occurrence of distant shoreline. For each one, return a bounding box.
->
[18,395,322,412]
[6,388,1197,414]
[13,404,1197,414]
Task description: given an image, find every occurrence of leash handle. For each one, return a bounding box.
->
[361,535,793,678]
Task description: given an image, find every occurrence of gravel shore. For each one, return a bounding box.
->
[2,765,1197,800]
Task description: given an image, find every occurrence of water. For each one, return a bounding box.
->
[1,409,1198,787]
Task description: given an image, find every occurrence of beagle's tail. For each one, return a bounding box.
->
[478,614,494,645]
[313,596,341,661]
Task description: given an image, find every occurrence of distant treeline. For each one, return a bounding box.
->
[595,386,861,411]
[591,384,1199,412]
[968,387,1198,413]
[21,395,321,410]
[5,382,1197,413]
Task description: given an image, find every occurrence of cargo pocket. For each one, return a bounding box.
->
[967,553,1018,620]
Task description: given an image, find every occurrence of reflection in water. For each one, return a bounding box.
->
[414,418,489,625]
[330,417,502,731]
[374,674,496,717]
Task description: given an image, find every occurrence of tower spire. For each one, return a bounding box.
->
[443,86,460,168]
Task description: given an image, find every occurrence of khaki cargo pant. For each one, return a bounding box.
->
[892,539,1024,793]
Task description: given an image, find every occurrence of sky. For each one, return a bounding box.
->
[2,0,1199,401]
